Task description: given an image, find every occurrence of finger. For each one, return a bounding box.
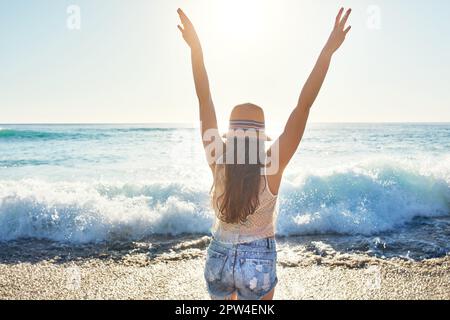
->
[339,9,352,29]
[177,25,184,33]
[335,7,344,27]
[344,25,352,35]
[177,8,191,24]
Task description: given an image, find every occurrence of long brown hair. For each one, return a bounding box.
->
[215,136,265,224]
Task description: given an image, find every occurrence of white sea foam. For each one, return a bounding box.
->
[0,160,448,243]
[0,180,212,243]
[278,160,450,236]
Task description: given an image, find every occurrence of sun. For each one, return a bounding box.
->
[211,0,269,39]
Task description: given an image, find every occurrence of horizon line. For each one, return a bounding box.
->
[1,121,450,126]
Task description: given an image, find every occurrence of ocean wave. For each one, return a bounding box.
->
[0,161,449,243]
[0,129,106,141]
[0,127,186,141]
[0,180,212,243]
[278,161,450,236]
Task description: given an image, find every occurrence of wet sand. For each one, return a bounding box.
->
[0,236,449,300]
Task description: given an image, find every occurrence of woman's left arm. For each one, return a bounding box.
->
[270,8,352,173]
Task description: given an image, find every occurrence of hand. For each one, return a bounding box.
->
[324,8,352,55]
[177,8,201,50]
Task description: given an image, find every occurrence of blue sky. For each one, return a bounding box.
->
[0,0,449,125]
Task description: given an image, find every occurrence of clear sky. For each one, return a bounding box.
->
[1,0,449,126]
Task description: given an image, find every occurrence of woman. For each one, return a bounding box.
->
[177,7,352,300]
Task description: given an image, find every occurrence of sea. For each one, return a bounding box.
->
[0,123,449,261]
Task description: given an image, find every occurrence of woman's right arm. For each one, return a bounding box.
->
[270,8,352,175]
[178,8,223,169]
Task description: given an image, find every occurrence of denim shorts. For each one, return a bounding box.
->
[204,237,278,300]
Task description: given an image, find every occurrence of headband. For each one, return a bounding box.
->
[229,120,265,131]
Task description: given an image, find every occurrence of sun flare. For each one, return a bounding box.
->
[211,0,269,38]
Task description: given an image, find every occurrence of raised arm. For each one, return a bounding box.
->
[271,8,352,173]
[177,9,219,144]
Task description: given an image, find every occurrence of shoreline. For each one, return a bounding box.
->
[1,236,449,300]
